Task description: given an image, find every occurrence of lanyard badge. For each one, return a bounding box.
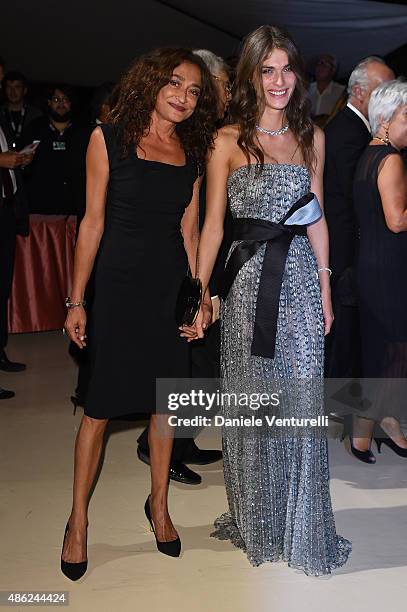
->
[53,140,66,151]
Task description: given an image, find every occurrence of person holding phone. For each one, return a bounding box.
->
[0,124,33,377]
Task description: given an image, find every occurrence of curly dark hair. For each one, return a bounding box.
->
[108,48,218,165]
[230,25,316,171]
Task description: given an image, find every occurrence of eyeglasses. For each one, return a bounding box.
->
[212,75,232,95]
[51,96,70,104]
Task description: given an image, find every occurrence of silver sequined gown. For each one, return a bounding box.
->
[211,164,352,576]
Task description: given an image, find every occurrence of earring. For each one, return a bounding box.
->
[384,126,390,145]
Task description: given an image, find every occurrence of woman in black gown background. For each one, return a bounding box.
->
[61,48,217,579]
[351,78,407,462]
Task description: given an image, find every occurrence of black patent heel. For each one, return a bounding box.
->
[144,496,181,558]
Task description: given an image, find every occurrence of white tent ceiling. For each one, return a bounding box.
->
[1,0,406,85]
[165,0,407,75]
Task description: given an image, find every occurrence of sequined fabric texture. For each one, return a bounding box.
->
[211,164,352,576]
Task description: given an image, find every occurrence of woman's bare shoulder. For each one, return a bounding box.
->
[379,149,405,177]
[212,124,240,156]
[87,125,107,149]
[218,123,240,141]
[313,124,325,145]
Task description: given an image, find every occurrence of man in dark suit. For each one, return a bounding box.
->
[324,56,394,379]
[22,84,80,215]
[0,71,42,150]
[0,123,32,394]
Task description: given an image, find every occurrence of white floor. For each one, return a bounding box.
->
[0,332,406,612]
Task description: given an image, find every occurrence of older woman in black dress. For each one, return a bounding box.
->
[61,48,217,579]
[350,79,407,463]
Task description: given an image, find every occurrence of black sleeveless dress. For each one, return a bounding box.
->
[84,124,197,419]
[353,145,407,382]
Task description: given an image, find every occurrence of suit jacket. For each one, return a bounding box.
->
[0,124,29,236]
[324,106,371,284]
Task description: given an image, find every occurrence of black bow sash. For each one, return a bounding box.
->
[219,193,314,359]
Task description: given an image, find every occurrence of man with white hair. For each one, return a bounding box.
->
[324,56,395,380]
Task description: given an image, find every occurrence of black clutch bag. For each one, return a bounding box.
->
[175,163,203,327]
[175,275,202,326]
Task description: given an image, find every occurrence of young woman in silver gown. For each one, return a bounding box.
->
[190,26,352,576]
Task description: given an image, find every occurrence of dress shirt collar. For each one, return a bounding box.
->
[310,80,334,96]
[346,102,371,133]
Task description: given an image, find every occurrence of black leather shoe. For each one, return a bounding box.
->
[169,462,202,485]
[0,351,26,372]
[0,387,15,400]
[183,442,223,465]
[137,447,202,485]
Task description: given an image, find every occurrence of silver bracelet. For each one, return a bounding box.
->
[316,267,332,277]
[65,297,86,309]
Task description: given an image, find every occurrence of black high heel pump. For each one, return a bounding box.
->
[341,414,376,464]
[374,432,407,458]
[144,496,181,558]
[60,523,88,581]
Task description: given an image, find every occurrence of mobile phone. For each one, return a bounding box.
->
[20,140,40,154]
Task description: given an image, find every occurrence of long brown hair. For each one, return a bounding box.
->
[108,48,218,165]
[230,25,315,171]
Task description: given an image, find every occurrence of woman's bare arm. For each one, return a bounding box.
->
[180,176,201,276]
[190,128,232,338]
[306,128,329,285]
[198,129,232,293]
[65,127,109,347]
[179,175,216,336]
[378,153,407,233]
[305,127,333,334]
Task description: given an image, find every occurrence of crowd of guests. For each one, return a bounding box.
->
[1,28,406,580]
[323,57,407,462]
[0,51,385,216]
[0,47,406,457]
